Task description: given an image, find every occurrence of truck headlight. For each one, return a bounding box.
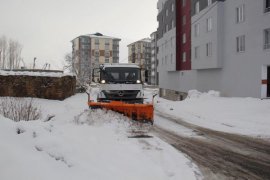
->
[101,80,106,84]
[136,80,141,84]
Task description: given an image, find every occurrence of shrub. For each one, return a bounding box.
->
[0,97,41,121]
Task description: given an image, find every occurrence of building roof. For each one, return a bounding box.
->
[127,38,151,47]
[71,32,121,42]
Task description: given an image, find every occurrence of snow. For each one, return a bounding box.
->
[1,87,270,180]
[149,89,270,138]
[0,93,200,180]
[0,70,74,77]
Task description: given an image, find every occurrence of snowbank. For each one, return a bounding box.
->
[0,70,74,77]
[152,89,270,137]
[0,94,201,180]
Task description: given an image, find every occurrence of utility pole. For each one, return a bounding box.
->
[33,57,36,69]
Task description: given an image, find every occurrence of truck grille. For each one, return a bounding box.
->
[103,90,140,100]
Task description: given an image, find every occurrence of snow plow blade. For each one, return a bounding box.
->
[88,101,154,124]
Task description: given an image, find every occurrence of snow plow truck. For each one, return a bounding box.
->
[88,63,155,124]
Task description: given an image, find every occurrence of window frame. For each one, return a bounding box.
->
[236,35,246,53]
[195,1,200,14]
[194,23,200,37]
[236,4,245,23]
[206,17,212,32]
[194,46,200,59]
[182,52,186,62]
[264,28,270,50]
[206,42,212,57]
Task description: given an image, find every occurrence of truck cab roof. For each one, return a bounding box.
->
[101,63,140,69]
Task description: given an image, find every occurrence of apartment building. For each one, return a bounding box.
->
[71,33,121,83]
[157,0,193,100]
[157,0,270,99]
[127,38,151,83]
[191,0,270,98]
[150,31,159,85]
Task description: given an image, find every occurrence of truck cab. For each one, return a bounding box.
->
[93,63,144,104]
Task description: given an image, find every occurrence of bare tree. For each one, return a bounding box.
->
[0,36,23,69]
[0,36,8,69]
[63,52,90,86]
[8,39,22,69]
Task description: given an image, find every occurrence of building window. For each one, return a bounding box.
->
[207,17,212,32]
[195,1,200,14]
[183,15,186,26]
[105,58,109,63]
[182,33,186,44]
[183,0,186,7]
[182,52,186,62]
[172,20,174,28]
[236,35,245,52]
[208,0,212,6]
[105,51,110,58]
[265,0,270,13]
[172,3,174,11]
[236,4,245,23]
[194,46,199,59]
[264,28,270,49]
[206,42,212,57]
[166,9,168,16]
[194,23,199,37]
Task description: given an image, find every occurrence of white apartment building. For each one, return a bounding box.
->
[191,0,270,98]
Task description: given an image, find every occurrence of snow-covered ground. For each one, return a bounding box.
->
[1,87,270,180]
[145,88,270,138]
[0,94,201,180]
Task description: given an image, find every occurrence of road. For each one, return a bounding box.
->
[152,110,270,180]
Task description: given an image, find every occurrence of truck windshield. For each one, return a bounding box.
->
[100,67,141,84]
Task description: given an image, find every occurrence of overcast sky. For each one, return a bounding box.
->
[0,0,158,69]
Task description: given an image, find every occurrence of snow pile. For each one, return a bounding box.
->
[187,90,220,99]
[0,94,201,180]
[152,89,270,137]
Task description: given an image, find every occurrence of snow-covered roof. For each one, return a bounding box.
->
[87,33,121,40]
[71,33,121,42]
[0,70,75,78]
[127,38,151,46]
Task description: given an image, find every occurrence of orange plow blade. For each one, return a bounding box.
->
[88,101,154,124]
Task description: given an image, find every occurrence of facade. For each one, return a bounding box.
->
[191,0,270,98]
[157,0,270,99]
[127,38,151,83]
[157,0,193,100]
[71,33,120,83]
[150,31,159,85]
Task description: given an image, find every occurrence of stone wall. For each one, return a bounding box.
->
[0,74,76,100]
